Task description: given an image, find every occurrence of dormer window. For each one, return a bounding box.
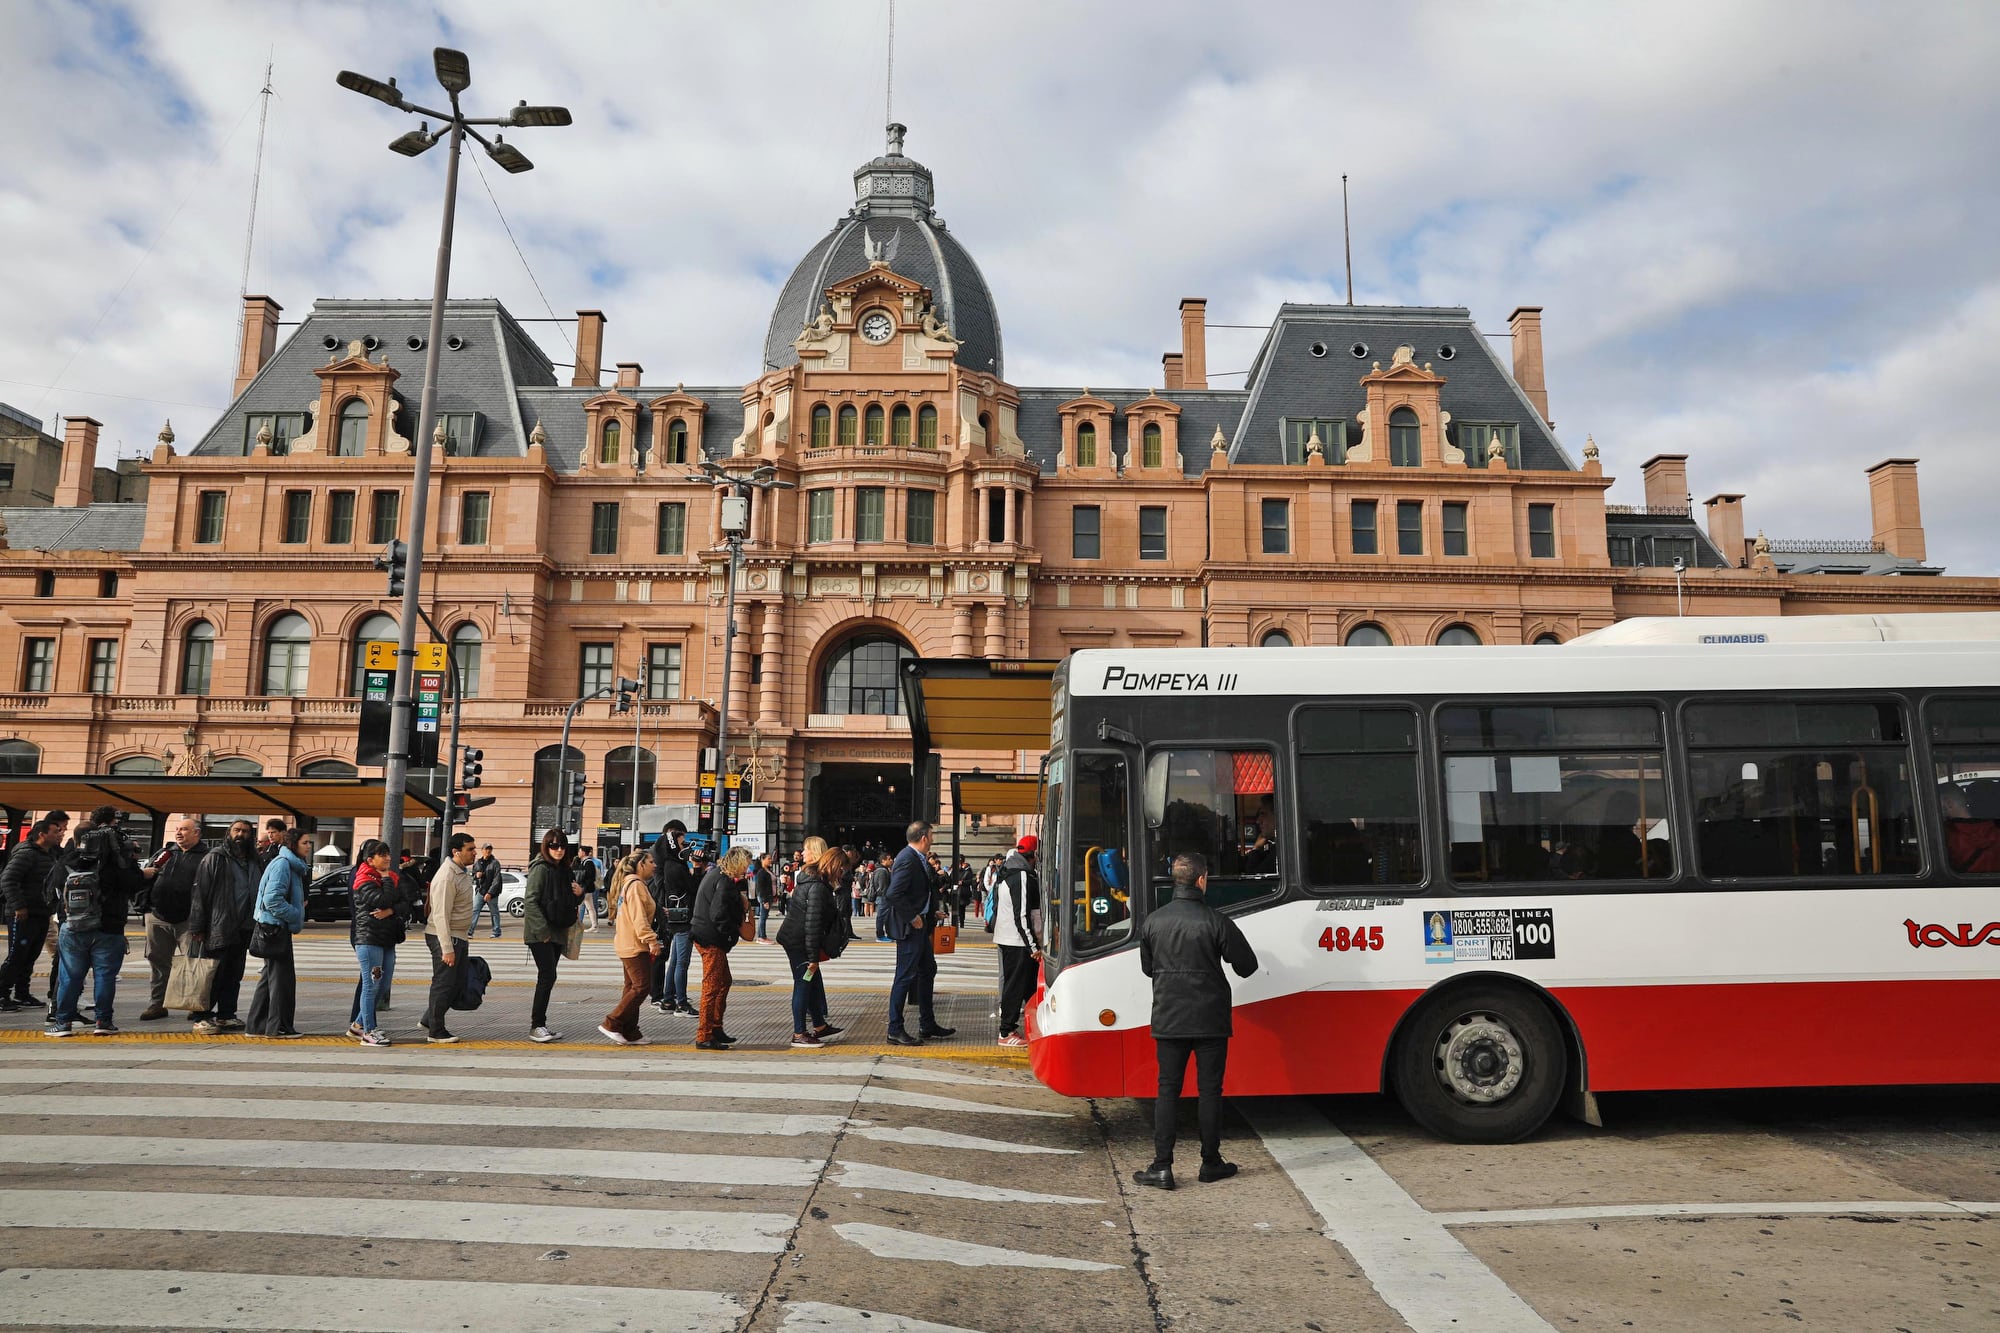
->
[335,399,369,457]
[1076,421,1097,467]
[1141,423,1163,469]
[666,419,689,464]
[599,419,621,465]
[1389,407,1420,468]
[1457,422,1519,469]
[1281,417,1342,465]
[245,412,309,456]
[438,413,479,455]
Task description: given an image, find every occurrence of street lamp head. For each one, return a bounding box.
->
[433,47,472,94]
[336,70,405,108]
[510,101,573,127]
[486,136,534,174]
[388,125,438,157]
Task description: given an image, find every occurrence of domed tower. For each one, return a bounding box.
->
[762,124,1004,379]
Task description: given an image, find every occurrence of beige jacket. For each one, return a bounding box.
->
[426,857,477,946]
[612,877,661,959]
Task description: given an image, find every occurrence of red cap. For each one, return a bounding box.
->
[1016,834,1039,854]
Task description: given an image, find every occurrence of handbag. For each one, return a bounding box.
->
[932,922,958,956]
[247,920,292,961]
[739,916,757,943]
[164,944,217,1012]
[563,920,585,961]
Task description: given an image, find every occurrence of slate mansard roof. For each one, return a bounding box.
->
[514,385,748,473]
[191,299,557,459]
[0,504,147,552]
[1229,305,1574,471]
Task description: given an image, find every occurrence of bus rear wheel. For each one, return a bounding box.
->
[1392,981,1567,1143]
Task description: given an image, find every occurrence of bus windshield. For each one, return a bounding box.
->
[1064,752,1132,954]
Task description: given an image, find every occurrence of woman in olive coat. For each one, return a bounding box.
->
[521,827,583,1043]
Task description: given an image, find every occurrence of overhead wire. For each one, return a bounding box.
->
[467,149,576,357]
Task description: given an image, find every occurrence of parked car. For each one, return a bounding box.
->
[305,867,353,922]
[498,869,530,917]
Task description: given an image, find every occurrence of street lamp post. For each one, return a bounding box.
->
[336,48,570,854]
[686,462,793,850]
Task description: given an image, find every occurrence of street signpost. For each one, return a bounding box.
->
[359,641,446,768]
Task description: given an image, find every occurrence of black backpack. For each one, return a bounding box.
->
[62,843,103,933]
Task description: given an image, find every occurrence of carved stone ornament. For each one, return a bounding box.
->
[256,422,273,451]
[157,420,175,447]
[1583,434,1600,461]
[881,575,928,597]
[1305,428,1324,458]
[1209,424,1228,454]
[809,575,862,597]
[1392,344,1416,368]
[529,419,548,447]
[1487,436,1506,461]
[921,308,957,345]
[347,339,366,360]
[1753,529,1771,556]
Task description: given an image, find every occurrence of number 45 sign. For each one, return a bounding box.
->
[1319,925,1383,953]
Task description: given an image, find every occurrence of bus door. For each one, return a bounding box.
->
[1058,752,1136,957]
[1143,746,1285,912]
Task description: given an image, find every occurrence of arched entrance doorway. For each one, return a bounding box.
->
[807,630,916,853]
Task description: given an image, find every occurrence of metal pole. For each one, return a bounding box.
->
[713,526,742,852]
[630,678,642,846]
[380,115,464,853]
[417,607,463,847]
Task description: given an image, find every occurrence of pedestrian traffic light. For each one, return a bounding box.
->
[459,746,483,790]
[373,539,408,597]
[449,790,471,821]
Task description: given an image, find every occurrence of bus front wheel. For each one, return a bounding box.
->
[1392,980,1567,1143]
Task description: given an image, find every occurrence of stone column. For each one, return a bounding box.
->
[837,487,853,543]
[728,603,755,728]
[952,603,974,658]
[888,487,903,543]
[1002,485,1017,545]
[982,601,1005,658]
[758,601,784,725]
[972,485,987,548]
[1020,491,1033,548]
[709,493,723,548]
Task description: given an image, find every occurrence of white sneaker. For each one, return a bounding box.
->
[530,1027,563,1044]
[360,1029,392,1046]
[597,1024,630,1046]
[43,1025,73,1039]
[192,1019,221,1036]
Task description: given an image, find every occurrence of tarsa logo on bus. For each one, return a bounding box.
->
[1904,919,2000,948]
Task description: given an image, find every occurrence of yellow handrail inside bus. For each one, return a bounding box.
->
[1638,774,1650,878]
[1852,783,1881,874]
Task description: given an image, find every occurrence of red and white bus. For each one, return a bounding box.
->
[1025,614,2000,1141]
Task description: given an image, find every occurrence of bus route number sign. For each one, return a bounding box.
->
[1424,907,1556,964]
[1319,925,1383,952]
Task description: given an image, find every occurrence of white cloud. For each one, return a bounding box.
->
[0,0,1996,571]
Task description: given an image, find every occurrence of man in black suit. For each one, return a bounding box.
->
[880,820,954,1046]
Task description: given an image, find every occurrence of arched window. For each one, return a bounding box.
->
[891,405,912,449]
[1437,624,1482,646]
[838,405,858,448]
[819,633,915,716]
[110,755,162,774]
[532,744,583,841]
[209,757,264,777]
[350,613,398,695]
[1389,407,1420,467]
[1259,630,1293,647]
[451,623,483,699]
[1142,423,1163,469]
[336,398,369,457]
[1533,633,1563,646]
[864,405,885,448]
[0,739,40,775]
[180,620,216,696]
[604,745,657,821]
[1076,421,1097,467]
[599,419,621,465]
[917,404,938,449]
[1345,623,1392,647]
[263,613,312,696]
[810,405,831,450]
[665,419,689,465]
[302,759,357,778]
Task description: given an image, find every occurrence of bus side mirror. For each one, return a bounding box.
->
[1144,752,1169,829]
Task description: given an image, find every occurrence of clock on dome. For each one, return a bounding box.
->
[859,310,895,344]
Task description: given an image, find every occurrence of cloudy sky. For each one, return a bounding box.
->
[3,1,1996,572]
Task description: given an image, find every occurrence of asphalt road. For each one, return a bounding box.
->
[4,945,1997,1330]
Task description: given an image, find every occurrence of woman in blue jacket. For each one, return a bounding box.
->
[246,829,309,1038]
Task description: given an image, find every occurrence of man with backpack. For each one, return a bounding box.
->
[138,815,205,1021]
[650,835,696,1016]
[186,820,261,1035]
[0,817,63,1013]
[47,806,145,1037]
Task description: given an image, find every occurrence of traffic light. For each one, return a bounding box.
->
[459,747,484,791]
[612,675,640,713]
[565,769,588,832]
[374,539,408,597]
[449,790,471,822]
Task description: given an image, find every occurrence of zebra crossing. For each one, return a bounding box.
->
[277,929,1006,993]
[0,1039,1152,1330]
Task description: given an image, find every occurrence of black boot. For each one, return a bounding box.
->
[1198,1159,1239,1183]
[1131,1164,1176,1190]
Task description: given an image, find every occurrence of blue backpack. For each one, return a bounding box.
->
[451,954,492,1011]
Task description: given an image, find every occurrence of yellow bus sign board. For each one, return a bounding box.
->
[364,641,446,671]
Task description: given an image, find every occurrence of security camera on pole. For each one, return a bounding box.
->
[335,48,570,853]
[685,461,793,851]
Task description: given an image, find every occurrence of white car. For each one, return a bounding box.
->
[497,869,530,917]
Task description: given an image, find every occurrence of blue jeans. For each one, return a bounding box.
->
[788,948,828,1033]
[662,931,693,1007]
[475,894,502,934]
[756,903,771,938]
[353,943,391,1032]
[886,931,937,1037]
[55,926,126,1027]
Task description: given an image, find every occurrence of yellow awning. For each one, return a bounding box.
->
[900,658,1059,754]
[0,775,442,823]
[951,771,1045,818]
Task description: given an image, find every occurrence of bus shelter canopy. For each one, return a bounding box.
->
[951,771,1045,818]
[0,775,442,823]
[900,658,1060,756]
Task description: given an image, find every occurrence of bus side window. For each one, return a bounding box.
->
[1068,752,1134,953]
[1296,706,1425,887]
[1149,747,1283,912]
[1929,696,2000,877]
[1439,703,1673,886]
[1686,699,1921,880]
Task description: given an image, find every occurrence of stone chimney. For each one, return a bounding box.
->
[234,295,282,398]
[55,416,101,509]
[1179,299,1207,389]
[615,362,643,389]
[1704,493,1746,567]
[1641,454,1690,511]
[1867,458,1926,562]
[573,310,607,388]
[1161,352,1184,391]
[1508,306,1549,424]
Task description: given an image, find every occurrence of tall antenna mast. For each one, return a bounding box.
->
[1342,174,1354,305]
[235,55,275,349]
[884,0,896,127]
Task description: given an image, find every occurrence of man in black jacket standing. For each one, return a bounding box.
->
[1132,852,1259,1190]
[0,818,63,1012]
[881,821,954,1046]
[186,820,261,1034]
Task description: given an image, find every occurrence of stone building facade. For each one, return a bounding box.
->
[2,127,1995,857]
